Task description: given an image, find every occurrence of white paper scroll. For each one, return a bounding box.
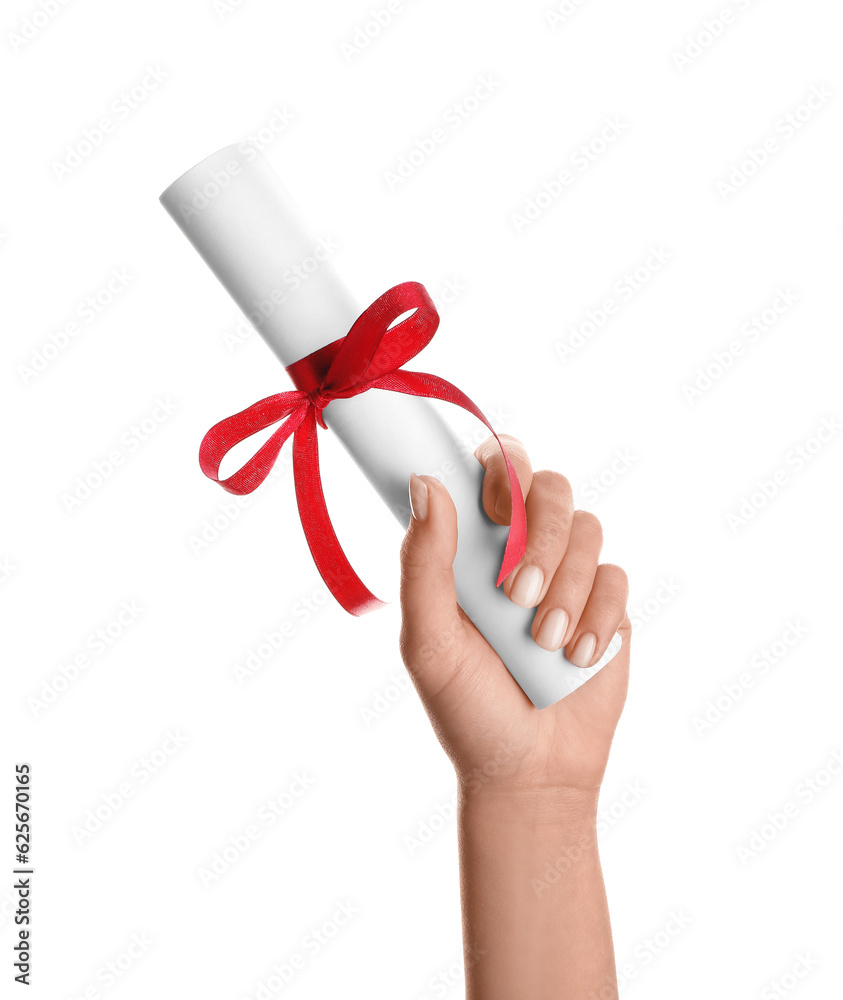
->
[160,145,622,708]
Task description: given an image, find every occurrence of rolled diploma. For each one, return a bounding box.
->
[160,144,622,709]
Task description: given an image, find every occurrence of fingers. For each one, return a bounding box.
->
[473,433,628,669]
[475,434,533,525]
[564,563,629,668]
[399,474,469,701]
[502,471,574,608]
[530,511,603,648]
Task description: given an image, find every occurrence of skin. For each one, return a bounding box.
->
[399,435,631,1000]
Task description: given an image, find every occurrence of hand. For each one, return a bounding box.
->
[399,435,631,804]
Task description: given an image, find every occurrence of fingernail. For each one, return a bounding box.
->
[509,565,544,608]
[568,632,597,668]
[535,608,569,652]
[409,473,428,521]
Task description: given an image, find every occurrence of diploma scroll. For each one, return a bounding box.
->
[160,145,622,708]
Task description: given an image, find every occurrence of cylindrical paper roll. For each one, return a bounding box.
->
[160,144,622,709]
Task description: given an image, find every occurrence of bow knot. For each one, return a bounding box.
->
[305,388,332,428]
[199,281,527,616]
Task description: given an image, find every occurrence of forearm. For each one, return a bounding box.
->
[458,784,617,1000]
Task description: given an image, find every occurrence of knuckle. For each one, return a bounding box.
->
[573,509,603,542]
[399,532,418,567]
[557,563,595,594]
[598,563,629,601]
[533,469,572,501]
[473,437,497,467]
[399,533,440,581]
[475,433,523,462]
[531,511,571,550]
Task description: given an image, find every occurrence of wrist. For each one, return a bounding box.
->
[456,777,614,999]
[457,778,600,832]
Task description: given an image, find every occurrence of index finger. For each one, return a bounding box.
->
[474,434,533,526]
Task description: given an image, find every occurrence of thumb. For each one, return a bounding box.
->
[399,474,469,701]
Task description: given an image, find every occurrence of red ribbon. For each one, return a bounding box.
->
[199,281,526,616]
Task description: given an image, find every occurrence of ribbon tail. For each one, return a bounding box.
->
[292,408,387,616]
[374,371,527,586]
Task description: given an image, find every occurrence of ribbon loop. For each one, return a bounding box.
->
[199,393,307,495]
[199,282,527,615]
[324,281,439,391]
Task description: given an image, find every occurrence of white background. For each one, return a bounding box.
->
[2,0,842,997]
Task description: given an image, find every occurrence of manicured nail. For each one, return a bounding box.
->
[509,565,544,608]
[409,473,429,521]
[568,632,597,668]
[535,608,569,652]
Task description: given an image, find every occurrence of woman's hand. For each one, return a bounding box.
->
[400,436,631,999]
[399,434,631,805]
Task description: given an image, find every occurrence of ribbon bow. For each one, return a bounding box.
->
[199,281,526,615]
